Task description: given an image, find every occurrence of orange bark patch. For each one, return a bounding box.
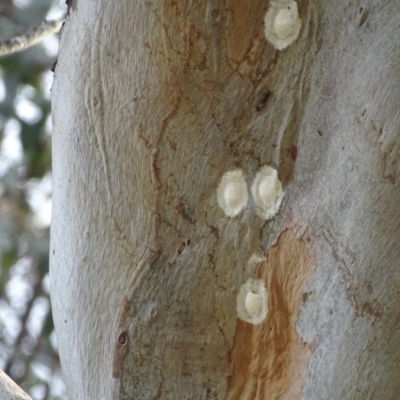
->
[226,230,314,400]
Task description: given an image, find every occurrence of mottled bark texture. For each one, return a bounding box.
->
[50,1,400,399]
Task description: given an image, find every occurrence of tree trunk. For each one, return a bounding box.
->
[50,1,400,399]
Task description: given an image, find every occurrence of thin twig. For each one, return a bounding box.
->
[0,17,65,57]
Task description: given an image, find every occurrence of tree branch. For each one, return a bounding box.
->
[0,368,32,400]
[0,17,65,57]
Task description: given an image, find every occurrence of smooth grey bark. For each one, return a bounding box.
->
[50,1,400,399]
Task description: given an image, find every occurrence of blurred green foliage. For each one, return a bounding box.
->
[0,0,66,399]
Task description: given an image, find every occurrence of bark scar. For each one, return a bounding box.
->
[112,299,131,379]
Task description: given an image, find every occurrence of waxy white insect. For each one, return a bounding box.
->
[237,278,269,325]
[251,165,284,220]
[264,0,301,50]
[217,169,248,217]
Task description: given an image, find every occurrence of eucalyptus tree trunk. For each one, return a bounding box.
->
[50,1,400,399]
